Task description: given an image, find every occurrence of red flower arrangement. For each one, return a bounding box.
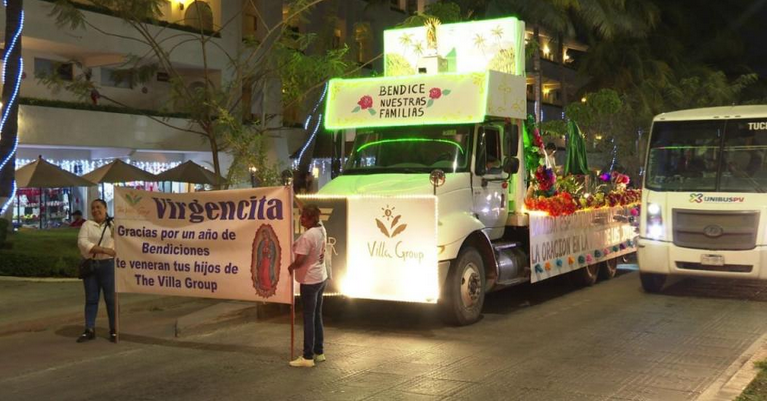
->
[525,191,578,217]
[429,87,442,99]
[534,166,555,193]
[526,187,641,216]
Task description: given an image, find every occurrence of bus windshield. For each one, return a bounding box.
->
[343,124,473,174]
[645,118,767,193]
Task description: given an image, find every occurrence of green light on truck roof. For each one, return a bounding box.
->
[356,138,465,154]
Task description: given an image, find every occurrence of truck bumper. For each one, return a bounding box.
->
[637,237,767,280]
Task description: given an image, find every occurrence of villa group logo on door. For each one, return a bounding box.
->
[374,204,408,238]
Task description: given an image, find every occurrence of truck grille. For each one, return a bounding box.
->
[675,262,753,273]
[672,209,759,250]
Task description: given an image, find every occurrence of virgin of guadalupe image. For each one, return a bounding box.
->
[250,224,281,298]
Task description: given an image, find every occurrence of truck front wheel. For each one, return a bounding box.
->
[440,247,485,326]
[640,272,666,293]
[572,264,600,287]
[598,258,618,280]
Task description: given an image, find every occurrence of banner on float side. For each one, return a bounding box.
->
[114,187,292,304]
[529,205,638,283]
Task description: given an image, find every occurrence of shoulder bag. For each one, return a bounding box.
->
[78,223,110,279]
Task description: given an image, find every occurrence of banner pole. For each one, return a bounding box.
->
[114,290,120,343]
[290,275,295,360]
[290,185,296,361]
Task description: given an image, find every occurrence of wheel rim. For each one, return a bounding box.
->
[460,263,481,308]
[587,264,599,278]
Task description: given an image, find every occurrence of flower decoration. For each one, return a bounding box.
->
[545,261,551,271]
[352,95,376,115]
[426,87,451,108]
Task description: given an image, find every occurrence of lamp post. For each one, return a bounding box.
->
[249,166,258,188]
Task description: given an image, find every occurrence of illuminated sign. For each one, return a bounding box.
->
[325,72,489,130]
[296,195,439,303]
[344,196,438,303]
[383,17,525,76]
[324,71,526,129]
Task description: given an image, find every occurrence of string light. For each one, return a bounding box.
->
[15,158,180,174]
[296,82,328,162]
[0,6,24,214]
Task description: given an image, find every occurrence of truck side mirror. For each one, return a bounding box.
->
[504,157,520,174]
[507,124,519,157]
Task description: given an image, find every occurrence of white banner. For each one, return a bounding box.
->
[114,187,293,304]
[343,196,438,303]
[325,72,488,130]
[529,205,638,283]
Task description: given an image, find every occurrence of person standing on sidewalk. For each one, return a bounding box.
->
[288,204,328,368]
[76,199,116,343]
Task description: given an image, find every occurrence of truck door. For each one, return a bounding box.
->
[473,125,507,239]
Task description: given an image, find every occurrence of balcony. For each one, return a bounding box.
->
[18,101,208,153]
[13,1,237,72]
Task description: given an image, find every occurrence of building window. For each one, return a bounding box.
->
[185,1,214,32]
[34,58,73,81]
[332,28,342,49]
[282,4,300,39]
[354,23,371,64]
[101,67,132,89]
[406,0,418,14]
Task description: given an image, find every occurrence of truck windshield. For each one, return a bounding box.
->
[645,118,767,192]
[343,125,473,174]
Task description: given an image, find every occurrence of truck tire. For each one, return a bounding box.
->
[598,258,618,280]
[440,247,485,326]
[572,264,599,287]
[640,272,666,293]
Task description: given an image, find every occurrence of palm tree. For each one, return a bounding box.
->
[471,0,658,123]
[0,0,23,215]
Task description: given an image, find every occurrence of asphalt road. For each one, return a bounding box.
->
[1,269,766,400]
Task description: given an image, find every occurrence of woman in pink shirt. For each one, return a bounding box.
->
[288,205,328,368]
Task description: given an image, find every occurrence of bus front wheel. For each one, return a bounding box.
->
[640,272,666,293]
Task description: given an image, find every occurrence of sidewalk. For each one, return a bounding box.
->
[0,277,211,336]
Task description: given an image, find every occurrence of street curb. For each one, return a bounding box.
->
[0,275,79,283]
[697,333,767,401]
[174,301,289,338]
[0,295,200,337]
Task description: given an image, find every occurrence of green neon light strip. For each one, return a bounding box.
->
[356,138,465,154]
[652,146,720,150]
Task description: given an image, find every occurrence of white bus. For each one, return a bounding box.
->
[638,105,767,291]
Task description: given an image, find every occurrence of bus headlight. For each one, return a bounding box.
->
[646,203,664,240]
